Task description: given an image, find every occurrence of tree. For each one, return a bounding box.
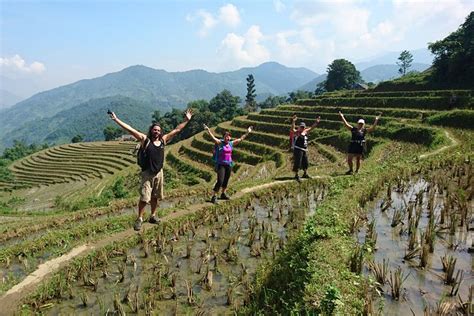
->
[324,59,361,92]
[258,95,287,109]
[245,74,257,112]
[397,50,414,76]
[103,126,123,141]
[314,81,326,96]
[428,12,474,86]
[71,134,84,143]
[287,90,314,103]
[209,89,243,121]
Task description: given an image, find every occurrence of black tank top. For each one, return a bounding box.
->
[294,133,308,150]
[145,139,165,173]
[351,127,366,144]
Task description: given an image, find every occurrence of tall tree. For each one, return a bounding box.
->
[428,12,474,86]
[324,59,361,91]
[245,74,257,112]
[397,50,414,76]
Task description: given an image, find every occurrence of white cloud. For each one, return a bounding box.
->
[218,25,270,67]
[274,0,286,13]
[0,55,46,74]
[219,4,241,27]
[188,3,241,37]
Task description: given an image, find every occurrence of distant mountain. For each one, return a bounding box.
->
[360,63,430,83]
[298,74,327,92]
[298,63,430,91]
[2,96,155,146]
[0,89,23,110]
[0,62,317,149]
[355,48,433,70]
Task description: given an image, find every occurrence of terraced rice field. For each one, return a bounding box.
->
[0,89,472,314]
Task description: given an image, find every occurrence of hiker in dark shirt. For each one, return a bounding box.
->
[203,124,252,203]
[290,114,320,181]
[109,109,193,231]
[339,111,380,174]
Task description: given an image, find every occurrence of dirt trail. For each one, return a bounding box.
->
[419,129,458,159]
[0,178,303,314]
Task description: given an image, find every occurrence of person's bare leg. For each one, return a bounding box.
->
[138,200,147,220]
[347,155,354,172]
[150,197,158,217]
[355,156,361,172]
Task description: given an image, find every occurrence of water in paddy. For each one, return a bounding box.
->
[41,188,324,314]
[359,178,472,315]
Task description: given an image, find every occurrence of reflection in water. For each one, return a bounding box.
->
[359,174,472,315]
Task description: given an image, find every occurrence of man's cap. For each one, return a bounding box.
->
[299,122,306,127]
[357,119,365,124]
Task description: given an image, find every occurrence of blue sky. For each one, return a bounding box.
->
[1,0,473,97]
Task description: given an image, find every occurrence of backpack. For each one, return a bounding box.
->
[136,138,151,170]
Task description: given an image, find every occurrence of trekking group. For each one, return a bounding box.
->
[109,109,380,231]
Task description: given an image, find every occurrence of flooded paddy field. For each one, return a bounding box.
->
[357,162,473,315]
[22,185,327,314]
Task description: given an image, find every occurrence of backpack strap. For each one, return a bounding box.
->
[142,138,151,150]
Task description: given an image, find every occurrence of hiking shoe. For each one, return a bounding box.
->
[220,193,230,200]
[211,196,217,204]
[302,173,311,179]
[345,170,353,175]
[133,218,143,231]
[149,215,160,224]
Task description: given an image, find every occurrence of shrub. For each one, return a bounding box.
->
[426,110,474,129]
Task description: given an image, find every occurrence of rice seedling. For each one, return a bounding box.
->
[350,244,364,274]
[226,286,234,306]
[118,262,126,283]
[391,208,404,227]
[202,266,213,291]
[449,213,457,235]
[185,280,196,305]
[251,242,262,257]
[114,293,126,316]
[424,298,457,315]
[449,270,463,297]
[367,258,389,287]
[457,284,473,315]
[365,219,377,248]
[403,246,420,261]
[122,283,133,304]
[79,291,88,307]
[170,273,178,300]
[380,198,392,213]
[388,266,409,300]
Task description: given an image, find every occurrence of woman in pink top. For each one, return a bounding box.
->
[204,124,253,203]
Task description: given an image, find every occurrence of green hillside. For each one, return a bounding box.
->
[2,96,155,146]
[0,62,317,150]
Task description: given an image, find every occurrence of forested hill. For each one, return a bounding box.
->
[0,62,317,148]
[1,96,155,146]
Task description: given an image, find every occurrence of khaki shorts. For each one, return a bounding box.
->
[140,169,164,203]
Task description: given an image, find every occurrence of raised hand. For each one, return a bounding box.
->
[247,126,253,133]
[109,111,117,121]
[338,111,344,118]
[376,113,382,120]
[203,124,209,131]
[316,116,321,124]
[184,109,193,121]
[292,114,297,121]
